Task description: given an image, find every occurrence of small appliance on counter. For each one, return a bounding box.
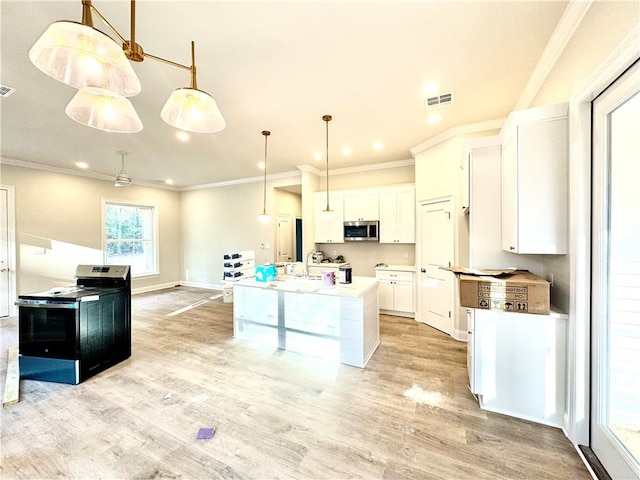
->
[312,251,324,264]
[339,264,352,284]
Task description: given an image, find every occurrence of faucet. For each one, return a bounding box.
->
[303,250,315,278]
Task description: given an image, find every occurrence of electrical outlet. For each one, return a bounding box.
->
[547,273,554,287]
[404,251,409,259]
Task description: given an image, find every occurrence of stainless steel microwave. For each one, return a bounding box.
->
[344,221,379,241]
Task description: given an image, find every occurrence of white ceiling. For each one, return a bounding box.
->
[1,1,569,189]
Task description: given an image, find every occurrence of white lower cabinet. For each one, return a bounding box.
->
[375,267,415,317]
[469,308,567,427]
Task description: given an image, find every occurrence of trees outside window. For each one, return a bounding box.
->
[105,202,157,276]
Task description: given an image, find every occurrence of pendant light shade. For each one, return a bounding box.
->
[257,130,272,223]
[28,1,224,134]
[29,20,141,96]
[322,114,334,218]
[114,151,132,187]
[65,86,143,133]
[161,87,226,133]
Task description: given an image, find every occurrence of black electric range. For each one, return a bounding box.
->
[16,265,131,384]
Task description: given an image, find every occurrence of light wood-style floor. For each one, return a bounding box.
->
[1,287,590,479]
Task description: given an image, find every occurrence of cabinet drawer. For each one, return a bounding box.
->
[375,270,414,282]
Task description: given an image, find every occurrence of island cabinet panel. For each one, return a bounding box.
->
[233,277,380,368]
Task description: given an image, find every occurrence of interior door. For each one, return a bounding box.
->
[277,214,293,262]
[417,198,454,335]
[0,187,12,318]
[591,60,640,479]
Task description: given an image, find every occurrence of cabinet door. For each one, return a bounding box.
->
[501,132,518,252]
[378,191,398,243]
[393,281,414,313]
[396,189,415,243]
[314,193,344,243]
[378,280,394,310]
[344,192,379,221]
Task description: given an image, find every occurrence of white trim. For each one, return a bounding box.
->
[0,185,17,317]
[409,118,504,156]
[515,0,594,110]
[565,25,640,447]
[179,280,223,291]
[131,282,183,295]
[180,169,301,192]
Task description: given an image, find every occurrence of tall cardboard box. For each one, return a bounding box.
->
[446,268,550,315]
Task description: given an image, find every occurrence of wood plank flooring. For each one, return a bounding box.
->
[1,287,590,479]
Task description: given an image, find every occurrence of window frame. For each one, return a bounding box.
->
[102,198,159,278]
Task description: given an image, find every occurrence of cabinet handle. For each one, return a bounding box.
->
[510,246,515,251]
[420,268,426,273]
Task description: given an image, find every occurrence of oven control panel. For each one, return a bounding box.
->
[75,264,130,280]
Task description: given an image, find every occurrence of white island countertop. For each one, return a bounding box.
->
[233,275,377,297]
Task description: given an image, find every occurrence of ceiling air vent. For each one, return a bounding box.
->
[425,92,453,110]
[0,84,17,98]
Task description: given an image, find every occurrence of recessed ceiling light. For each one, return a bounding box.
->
[342,147,352,156]
[422,83,438,95]
[257,161,266,169]
[164,178,174,185]
[313,152,323,161]
[373,142,384,151]
[75,161,89,169]
[427,113,442,124]
[176,131,189,141]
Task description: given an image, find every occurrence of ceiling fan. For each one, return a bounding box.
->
[114,151,132,187]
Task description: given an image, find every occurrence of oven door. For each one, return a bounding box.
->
[17,301,80,360]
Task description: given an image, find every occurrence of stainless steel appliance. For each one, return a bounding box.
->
[16,265,131,384]
[344,220,379,242]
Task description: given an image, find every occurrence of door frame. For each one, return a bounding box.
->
[565,27,639,448]
[0,184,17,318]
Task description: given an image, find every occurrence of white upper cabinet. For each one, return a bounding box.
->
[379,186,415,243]
[344,192,379,221]
[501,103,568,254]
[314,192,344,243]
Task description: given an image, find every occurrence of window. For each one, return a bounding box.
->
[104,201,157,276]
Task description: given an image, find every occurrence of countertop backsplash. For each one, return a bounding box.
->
[314,242,415,277]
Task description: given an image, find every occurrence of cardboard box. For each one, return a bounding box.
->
[444,267,550,315]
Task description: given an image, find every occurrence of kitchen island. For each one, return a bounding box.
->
[232,276,379,368]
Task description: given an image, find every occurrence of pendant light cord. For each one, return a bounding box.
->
[262,131,270,215]
[323,115,332,211]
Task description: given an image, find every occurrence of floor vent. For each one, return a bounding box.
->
[425,92,453,110]
[0,84,17,98]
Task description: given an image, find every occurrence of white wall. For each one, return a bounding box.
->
[0,163,182,294]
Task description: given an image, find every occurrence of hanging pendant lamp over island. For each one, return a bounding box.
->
[322,114,334,218]
[28,0,225,134]
[257,130,272,224]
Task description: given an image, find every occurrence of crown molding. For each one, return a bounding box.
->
[515,0,594,110]
[409,118,504,156]
[180,169,301,192]
[1,156,181,191]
